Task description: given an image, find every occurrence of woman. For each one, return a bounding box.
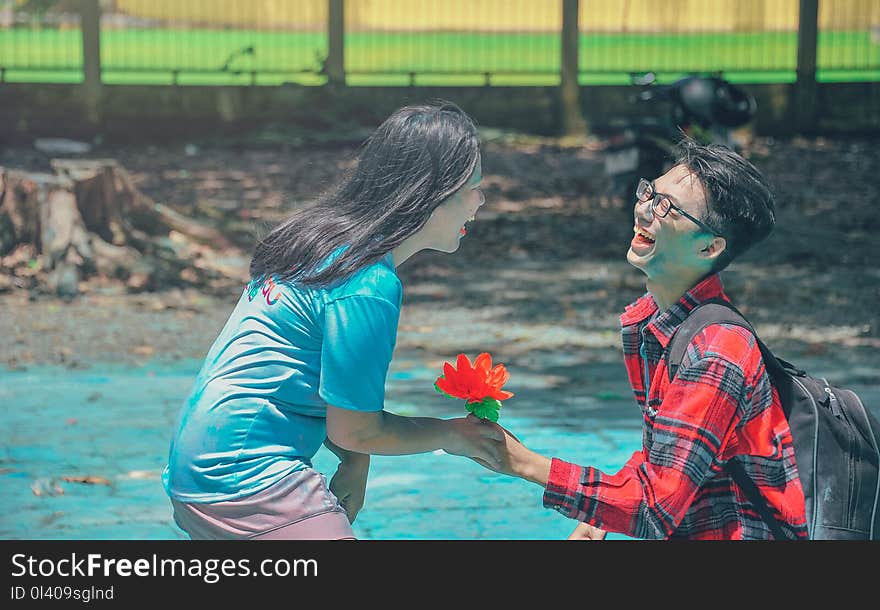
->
[162,101,502,540]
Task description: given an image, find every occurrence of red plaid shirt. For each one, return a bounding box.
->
[543,274,808,539]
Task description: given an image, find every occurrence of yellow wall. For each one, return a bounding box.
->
[112,0,880,32]
[111,0,328,29]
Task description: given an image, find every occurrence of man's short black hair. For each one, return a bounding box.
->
[674,138,776,273]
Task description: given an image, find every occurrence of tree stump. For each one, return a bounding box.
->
[0,159,246,297]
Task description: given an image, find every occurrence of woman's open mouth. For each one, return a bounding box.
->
[460,214,477,236]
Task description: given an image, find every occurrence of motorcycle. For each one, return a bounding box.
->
[601,72,758,202]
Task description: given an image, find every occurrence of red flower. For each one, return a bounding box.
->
[434,352,514,404]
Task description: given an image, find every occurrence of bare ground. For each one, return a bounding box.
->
[1,131,878,376]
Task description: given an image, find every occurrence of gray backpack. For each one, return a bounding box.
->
[666,299,880,540]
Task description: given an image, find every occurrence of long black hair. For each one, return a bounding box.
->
[249,100,480,287]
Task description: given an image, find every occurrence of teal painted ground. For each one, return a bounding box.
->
[0,355,643,540]
[4,349,878,540]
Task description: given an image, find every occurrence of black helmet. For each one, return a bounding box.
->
[672,76,757,129]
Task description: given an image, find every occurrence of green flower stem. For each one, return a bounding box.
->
[465,397,503,422]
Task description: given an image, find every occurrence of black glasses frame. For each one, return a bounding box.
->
[636,178,722,237]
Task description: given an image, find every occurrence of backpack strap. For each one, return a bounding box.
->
[666,298,802,416]
[664,297,796,540]
[726,457,792,540]
[665,299,750,382]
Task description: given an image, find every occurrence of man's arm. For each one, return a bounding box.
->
[491,431,552,485]
[492,348,748,539]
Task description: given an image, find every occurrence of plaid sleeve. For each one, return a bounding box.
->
[543,354,746,539]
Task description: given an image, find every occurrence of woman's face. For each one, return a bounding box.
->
[421,157,485,254]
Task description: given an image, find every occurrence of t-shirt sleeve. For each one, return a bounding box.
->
[319,295,400,412]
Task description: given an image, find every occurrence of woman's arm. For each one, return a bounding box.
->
[323,438,370,524]
[326,406,503,468]
[323,437,369,464]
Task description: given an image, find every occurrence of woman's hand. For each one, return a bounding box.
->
[567,522,607,540]
[328,454,370,524]
[442,415,505,468]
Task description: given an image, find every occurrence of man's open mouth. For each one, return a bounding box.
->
[633,226,655,245]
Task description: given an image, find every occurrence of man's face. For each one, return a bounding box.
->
[626,164,719,280]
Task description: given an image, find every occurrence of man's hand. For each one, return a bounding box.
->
[466,415,552,487]
[567,522,607,540]
[328,455,369,524]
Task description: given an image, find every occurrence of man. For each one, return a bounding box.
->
[489,139,808,540]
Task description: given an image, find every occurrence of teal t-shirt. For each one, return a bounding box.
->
[162,252,402,503]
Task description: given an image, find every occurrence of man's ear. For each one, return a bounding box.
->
[699,236,727,260]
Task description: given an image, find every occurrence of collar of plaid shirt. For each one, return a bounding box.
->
[619,273,730,345]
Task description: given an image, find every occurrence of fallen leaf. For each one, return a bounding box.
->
[61,475,112,486]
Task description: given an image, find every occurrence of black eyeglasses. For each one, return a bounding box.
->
[636,178,721,237]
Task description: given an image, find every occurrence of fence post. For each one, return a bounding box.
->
[80,0,102,126]
[327,0,345,85]
[561,0,587,136]
[794,0,819,133]
[1,1,12,28]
